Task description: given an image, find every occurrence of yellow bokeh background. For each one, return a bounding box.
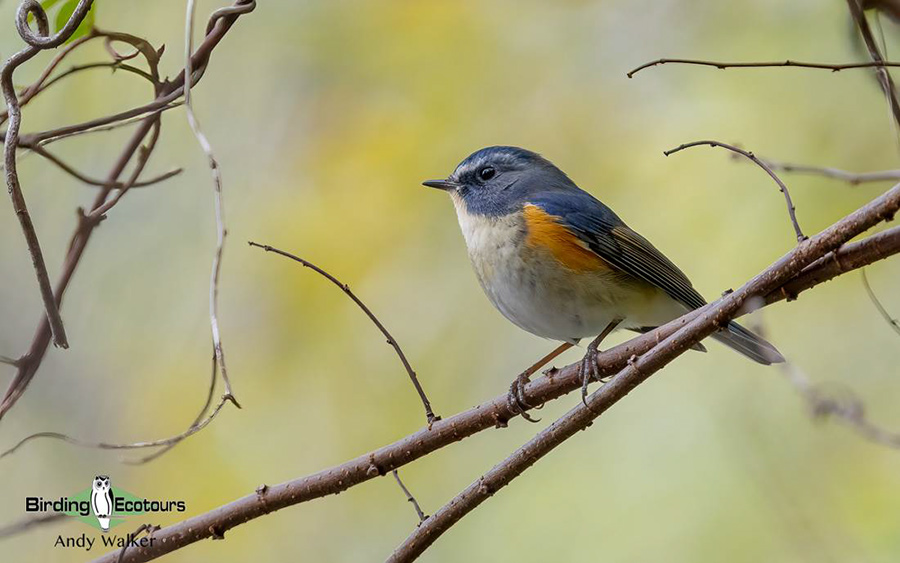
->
[1,1,899,561]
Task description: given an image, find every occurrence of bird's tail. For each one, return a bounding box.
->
[710,321,785,365]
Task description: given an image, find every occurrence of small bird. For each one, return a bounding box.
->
[424,146,784,418]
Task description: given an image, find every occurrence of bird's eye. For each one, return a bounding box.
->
[477,167,496,182]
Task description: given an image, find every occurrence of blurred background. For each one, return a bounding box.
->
[1,0,899,561]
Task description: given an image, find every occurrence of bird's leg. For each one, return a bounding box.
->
[580,318,623,405]
[508,342,573,423]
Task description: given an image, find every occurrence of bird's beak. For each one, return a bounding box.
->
[422,179,460,191]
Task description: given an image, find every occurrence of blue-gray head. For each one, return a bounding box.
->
[423,146,577,216]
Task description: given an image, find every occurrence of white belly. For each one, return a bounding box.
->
[453,198,683,342]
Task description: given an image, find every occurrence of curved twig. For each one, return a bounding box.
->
[248,241,438,424]
[26,144,182,189]
[185,0,241,407]
[665,140,807,242]
[861,268,900,336]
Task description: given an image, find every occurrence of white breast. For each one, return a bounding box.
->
[451,195,682,342]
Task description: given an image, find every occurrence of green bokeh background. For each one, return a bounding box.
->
[2,1,899,561]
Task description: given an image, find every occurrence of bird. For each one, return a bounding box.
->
[424,146,784,420]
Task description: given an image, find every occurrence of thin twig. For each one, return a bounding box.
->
[87,185,900,563]
[741,155,900,185]
[249,242,438,424]
[85,116,163,220]
[848,0,900,130]
[126,351,220,464]
[116,524,160,563]
[0,513,66,539]
[185,0,239,408]
[665,140,807,242]
[26,143,182,189]
[0,0,97,349]
[0,397,229,460]
[0,353,221,463]
[392,470,428,523]
[861,268,900,336]
[627,58,900,78]
[780,362,900,447]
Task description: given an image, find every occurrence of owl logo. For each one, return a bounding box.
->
[90,475,113,532]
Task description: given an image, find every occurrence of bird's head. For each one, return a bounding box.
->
[423,146,575,217]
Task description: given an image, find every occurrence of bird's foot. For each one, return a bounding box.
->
[579,318,623,406]
[507,371,541,423]
[579,344,602,406]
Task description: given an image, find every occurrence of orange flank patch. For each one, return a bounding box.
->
[523,204,609,272]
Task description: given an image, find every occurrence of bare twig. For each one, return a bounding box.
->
[26,143,182,189]
[742,155,900,185]
[0,0,97,349]
[0,350,222,463]
[386,183,900,563]
[126,351,220,464]
[24,103,182,148]
[627,58,900,78]
[665,140,807,242]
[848,0,900,129]
[88,184,900,563]
[861,268,900,336]
[392,470,428,523]
[781,362,900,448]
[0,0,256,421]
[248,241,439,424]
[0,397,229,460]
[0,513,66,539]
[117,524,160,563]
[184,0,240,407]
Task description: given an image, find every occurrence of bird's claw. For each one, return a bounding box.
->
[507,372,541,423]
[579,347,601,406]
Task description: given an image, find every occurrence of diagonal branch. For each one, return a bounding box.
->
[87,185,900,563]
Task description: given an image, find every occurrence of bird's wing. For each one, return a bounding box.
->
[528,191,708,311]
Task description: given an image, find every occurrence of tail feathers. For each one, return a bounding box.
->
[711,321,785,365]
